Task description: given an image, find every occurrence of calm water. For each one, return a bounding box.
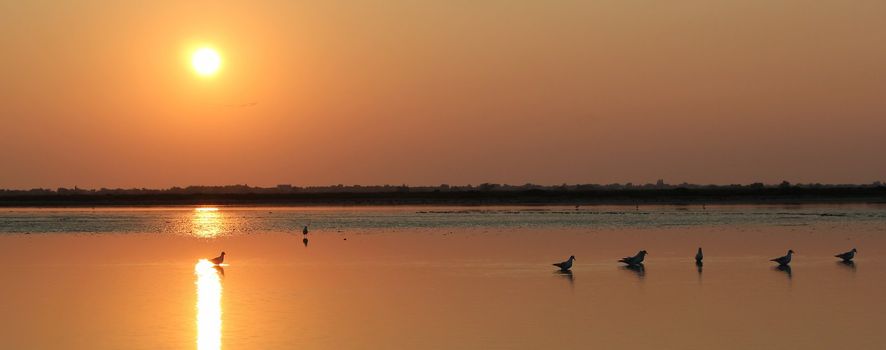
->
[2,204,885,235]
[1,205,885,349]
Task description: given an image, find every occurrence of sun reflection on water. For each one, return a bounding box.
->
[195,259,222,350]
[192,208,223,237]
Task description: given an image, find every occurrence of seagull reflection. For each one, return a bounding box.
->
[303,237,309,247]
[623,263,645,279]
[213,265,225,277]
[554,270,574,286]
[774,264,792,279]
[837,260,856,272]
[696,261,703,275]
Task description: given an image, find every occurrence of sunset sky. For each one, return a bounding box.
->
[2,1,885,189]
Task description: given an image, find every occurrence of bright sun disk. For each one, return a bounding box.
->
[192,48,221,76]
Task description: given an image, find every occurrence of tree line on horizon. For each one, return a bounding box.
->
[1,180,884,197]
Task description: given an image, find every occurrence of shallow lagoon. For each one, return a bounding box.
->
[1,205,884,349]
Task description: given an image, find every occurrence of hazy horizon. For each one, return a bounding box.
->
[3,1,885,188]
[4,179,886,192]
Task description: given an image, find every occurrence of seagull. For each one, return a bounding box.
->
[834,248,857,262]
[210,251,226,265]
[303,226,309,235]
[619,250,647,266]
[695,247,704,264]
[553,255,576,271]
[770,250,794,266]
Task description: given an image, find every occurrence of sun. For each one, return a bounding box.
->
[192,47,221,76]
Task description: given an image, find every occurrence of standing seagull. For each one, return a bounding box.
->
[619,250,648,266]
[210,251,226,265]
[553,255,576,271]
[303,226,309,235]
[770,250,794,266]
[834,248,857,262]
[695,247,704,264]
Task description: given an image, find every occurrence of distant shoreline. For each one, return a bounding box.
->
[2,187,885,207]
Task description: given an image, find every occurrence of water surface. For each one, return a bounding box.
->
[0,205,884,349]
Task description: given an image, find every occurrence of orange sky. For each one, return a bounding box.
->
[1,1,885,189]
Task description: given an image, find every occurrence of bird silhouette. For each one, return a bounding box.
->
[770,250,794,266]
[695,247,704,264]
[553,255,576,271]
[619,250,647,266]
[210,251,225,265]
[834,248,857,262]
[303,226,309,235]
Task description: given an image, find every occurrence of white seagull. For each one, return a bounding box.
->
[553,255,576,271]
[619,250,647,266]
[210,251,226,265]
[834,248,857,262]
[770,250,794,266]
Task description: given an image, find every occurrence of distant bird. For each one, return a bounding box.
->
[302,238,308,247]
[303,226,309,235]
[695,247,704,264]
[835,248,857,262]
[619,250,647,266]
[210,251,225,265]
[553,255,576,271]
[770,250,794,266]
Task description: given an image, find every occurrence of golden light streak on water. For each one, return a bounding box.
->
[195,259,222,350]
[192,208,223,237]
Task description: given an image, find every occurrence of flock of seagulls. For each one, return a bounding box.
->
[206,246,860,272]
[552,247,859,271]
[201,224,862,275]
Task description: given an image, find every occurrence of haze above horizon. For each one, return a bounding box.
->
[2,1,885,189]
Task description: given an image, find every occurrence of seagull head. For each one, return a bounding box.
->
[221,251,226,256]
[787,249,794,255]
[852,248,857,252]
[639,250,648,256]
[569,255,575,261]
